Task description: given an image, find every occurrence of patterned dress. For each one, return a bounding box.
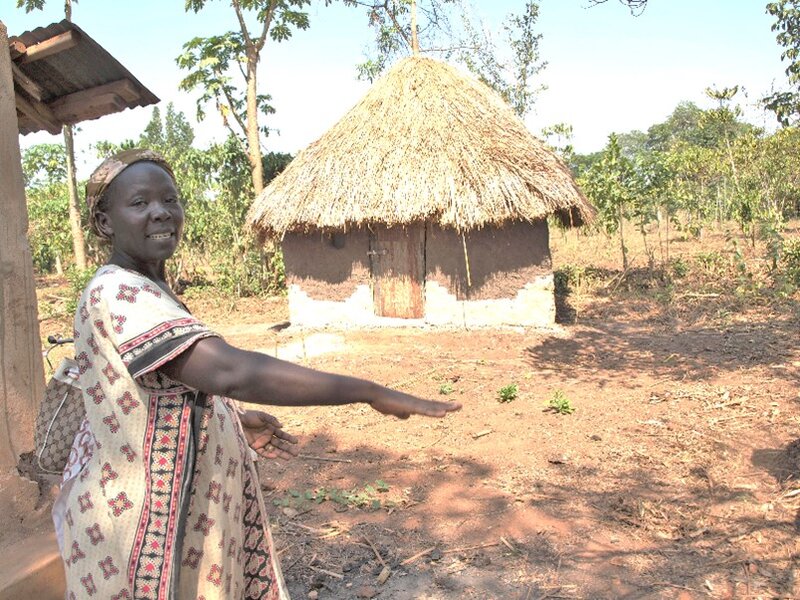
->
[56,265,290,599]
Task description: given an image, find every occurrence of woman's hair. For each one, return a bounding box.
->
[85,149,176,239]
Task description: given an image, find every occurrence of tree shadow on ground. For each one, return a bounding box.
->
[525,312,799,390]
[260,428,799,599]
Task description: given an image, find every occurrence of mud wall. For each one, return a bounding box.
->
[425,220,551,301]
[282,227,371,301]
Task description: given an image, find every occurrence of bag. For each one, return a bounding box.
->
[34,357,84,474]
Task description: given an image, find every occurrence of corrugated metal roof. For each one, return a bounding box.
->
[10,20,158,135]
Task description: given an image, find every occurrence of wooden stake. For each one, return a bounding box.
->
[461,233,472,288]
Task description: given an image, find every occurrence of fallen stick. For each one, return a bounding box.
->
[362,536,388,569]
[652,581,700,593]
[400,546,436,565]
[443,541,501,554]
[500,536,516,552]
[472,429,493,439]
[308,565,344,580]
[678,292,721,299]
[297,454,353,464]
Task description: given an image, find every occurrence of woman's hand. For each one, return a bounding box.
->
[369,388,462,419]
[239,410,299,460]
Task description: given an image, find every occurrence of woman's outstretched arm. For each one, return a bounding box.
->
[161,337,460,419]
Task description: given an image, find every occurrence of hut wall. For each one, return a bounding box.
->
[424,220,555,327]
[282,228,376,327]
[282,220,556,328]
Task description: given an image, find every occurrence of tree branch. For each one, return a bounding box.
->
[256,0,277,51]
[233,0,254,49]
[382,1,412,50]
[586,0,648,15]
[219,77,249,135]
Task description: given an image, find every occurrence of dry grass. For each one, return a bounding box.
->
[248,56,594,237]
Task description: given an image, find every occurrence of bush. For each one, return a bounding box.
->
[783,238,800,287]
[65,267,96,317]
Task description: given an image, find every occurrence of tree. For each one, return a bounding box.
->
[178,0,320,196]
[765,0,800,125]
[455,1,546,117]
[141,106,164,147]
[21,144,73,274]
[348,0,546,117]
[346,0,456,81]
[17,0,88,269]
[578,134,641,270]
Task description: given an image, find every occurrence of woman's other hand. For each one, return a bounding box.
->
[370,389,462,419]
[239,410,299,460]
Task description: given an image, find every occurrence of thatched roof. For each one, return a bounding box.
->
[248,56,594,236]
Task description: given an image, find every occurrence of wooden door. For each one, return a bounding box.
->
[369,224,425,318]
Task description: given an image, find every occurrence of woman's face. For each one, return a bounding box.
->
[96,161,184,267]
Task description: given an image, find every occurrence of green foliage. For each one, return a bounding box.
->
[498,383,519,403]
[670,257,689,278]
[457,1,546,117]
[65,267,95,317]
[554,264,587,295]
[349,1,546,116]
[578,133,640,269]
[765,0,800,125]
[348,0,456,82]
[23,145,73,272]
[782,237,800,287]
[177,32,276,136]
[16,0,47,11]
[547,390,575,415]
[273,480,393,511]
[439,382,454,395]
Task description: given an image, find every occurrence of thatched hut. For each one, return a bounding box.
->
[248,56,594,328]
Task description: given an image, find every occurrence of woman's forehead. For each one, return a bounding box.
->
[108,162,177,195]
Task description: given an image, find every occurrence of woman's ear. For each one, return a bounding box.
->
[95,211,113,238]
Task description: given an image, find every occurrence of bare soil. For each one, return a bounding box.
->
[32,224,800,599]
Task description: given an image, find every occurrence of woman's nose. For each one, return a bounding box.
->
[150,201,171,220]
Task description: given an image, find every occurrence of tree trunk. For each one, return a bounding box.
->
[63,124,87,269]
[618,205,628,271]
[246,49,264,196]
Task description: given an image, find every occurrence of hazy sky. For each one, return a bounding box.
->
[3,0,790,176]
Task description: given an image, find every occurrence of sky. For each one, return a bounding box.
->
[2,0,790,177]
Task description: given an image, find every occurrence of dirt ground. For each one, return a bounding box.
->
[31,224,800,599]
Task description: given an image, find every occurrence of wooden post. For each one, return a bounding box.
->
[410,0,420,55]
[0,21,46,470]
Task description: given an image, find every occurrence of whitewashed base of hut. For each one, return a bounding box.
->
[286,274,555,329]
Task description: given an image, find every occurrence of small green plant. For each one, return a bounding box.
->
[670,257,689,278]
[273,480,393,511]
[695,251,726,275]
[547,390,575,415]
[554,264,586,295]
[498,383,519,403]
[439,382,454,395]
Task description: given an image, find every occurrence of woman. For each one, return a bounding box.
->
[57,149,460,599]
